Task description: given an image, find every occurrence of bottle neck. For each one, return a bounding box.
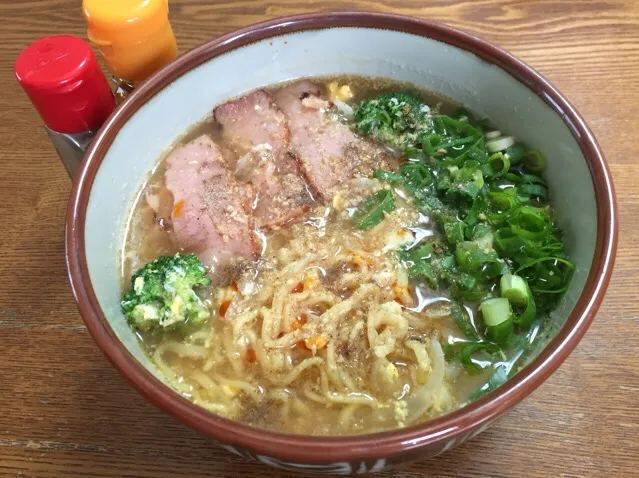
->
[110,75,135,103]
[45,126,96,179]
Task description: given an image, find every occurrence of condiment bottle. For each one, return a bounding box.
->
[14,35,115,178]
[82,0,178,102]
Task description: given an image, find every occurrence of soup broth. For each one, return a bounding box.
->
[120,76,571,435]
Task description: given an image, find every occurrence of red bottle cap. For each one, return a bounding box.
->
[15,35,115,134]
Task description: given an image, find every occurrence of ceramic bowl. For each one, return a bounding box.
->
[66,12,617,474]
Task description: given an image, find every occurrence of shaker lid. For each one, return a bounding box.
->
[82,0,177,82]
[15,35,115,134]
[83,0,171,44]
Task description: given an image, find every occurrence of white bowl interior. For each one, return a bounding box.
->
[85,27,596,377]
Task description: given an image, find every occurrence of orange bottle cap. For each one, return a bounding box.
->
[83,0,178,82]
[84,0,170,44]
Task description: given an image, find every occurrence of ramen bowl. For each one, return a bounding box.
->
[66,12,617,474]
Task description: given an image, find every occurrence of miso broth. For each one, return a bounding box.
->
[120,76,573,435]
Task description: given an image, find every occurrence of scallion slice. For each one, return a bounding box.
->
[469,364,509,400]
[480,297,514,346]
[444,221,465,245]
[524,149,547,171]
[460,342,500,374]
[499,274,537,327]
[486,152,511,177]
[519,183,548,200]
[373,169,403,183]
[500,274,528,306]
[486,136,515,153]
[353,189,395,231]
[451,302,478,340]
[480,297,512,327]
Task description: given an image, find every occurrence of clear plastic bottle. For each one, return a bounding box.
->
[15,35,115,177]
[83,0,178,102]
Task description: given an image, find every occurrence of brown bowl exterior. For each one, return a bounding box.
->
[65,12,617,474]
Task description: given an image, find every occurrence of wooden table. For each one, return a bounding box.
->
[1,1,637,476]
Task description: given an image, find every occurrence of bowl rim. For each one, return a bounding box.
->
[66,11,618,463]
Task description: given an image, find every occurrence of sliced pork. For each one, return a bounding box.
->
[273,81,393,201]
[214,90,289,154]
[214,91,315,229]
[164,134,256,278]
[241,153,314,229]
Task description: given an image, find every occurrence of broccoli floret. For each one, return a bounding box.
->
[354,92,433,149]
[121,253,212,332]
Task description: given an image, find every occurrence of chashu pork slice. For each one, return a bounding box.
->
[273,81,394,201]
[214,89,290,154]
[164,134,257,280]
[214,90,315,229]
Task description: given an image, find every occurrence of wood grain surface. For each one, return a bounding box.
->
[1,1,637,477]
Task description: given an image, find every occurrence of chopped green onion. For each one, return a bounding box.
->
[440,115,482,138]
[488,191,519,213]
[403,146,424,160]
[400,163,431,190]
[421,133,442,156]
[503,144,527,163]
[352,190,395,231]
[498,274,537,327]
[472,169,484,189]
[455,242,507,278]
[437,135,478,150]
[513,288,536,327]
[502,172,523,183]
[480,297,514,346]
[401,243,434,264]
[446,341,502,375]
[447,165,460,178]
[486,152,511,177]
[473,231,494,251]
[519,183,548,200]
[500,274,529,306]
[415,194,446,215]
[464,194,489,227]
[468,364,509,400]
[458,160,479,180]
[373,170,403,183]
[468,223,493,241]
[486,136,515,153]
[458,140,488,163]
[458,273,477,291]
[352,93,572,382]
[480,298,512,326]
[451,302,478,340]
[494,228,531,253]
[460,342,500,374]
[409,262,437,286]
[520,173,547,185]
[444,221,465,245]
[487,317,514,346]
[515,256,575,294]
[446,180,481,200]
[524,149,547,171]
[509,206,551,241]
[439,254,455,272]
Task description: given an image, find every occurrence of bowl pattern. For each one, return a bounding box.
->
[212,419,495,473]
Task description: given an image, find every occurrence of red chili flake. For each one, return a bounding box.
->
[172,200,185,218]
[245,349,257,363]
[291,314,307,331]
[218,300,231,319]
